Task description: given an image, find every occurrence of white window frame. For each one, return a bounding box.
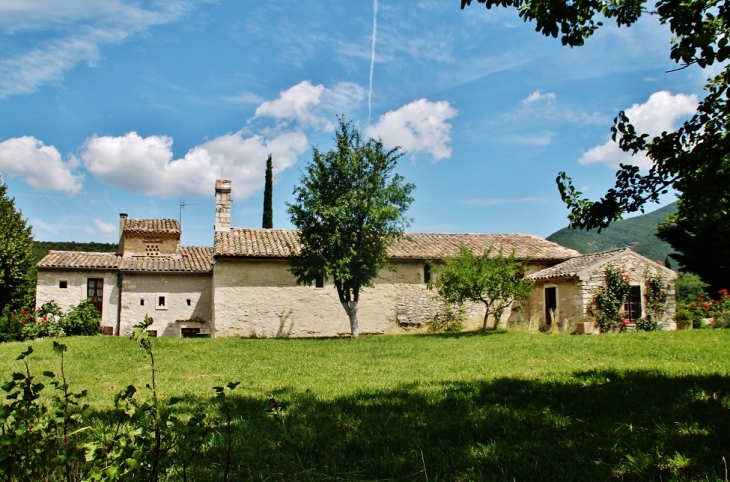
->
[155,293,168,310]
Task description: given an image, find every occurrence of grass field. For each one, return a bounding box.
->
[1,330,729,481]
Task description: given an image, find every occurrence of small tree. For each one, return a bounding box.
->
[262,154,273,229]
[287,118,415,338]
[430,246,533,332]
[0,178,33,313]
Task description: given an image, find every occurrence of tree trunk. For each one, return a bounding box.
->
[335,280,360,338]
[344,301,359,338]
[482,309,490,332]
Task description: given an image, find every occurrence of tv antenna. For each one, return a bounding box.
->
[179,198,197,244]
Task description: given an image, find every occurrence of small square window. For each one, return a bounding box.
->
[155,294,168,310]
[59,280,68,289]
[146,330,158,337]
[186,299,191,306]
[140,299,145,306]
[315,276,324,288]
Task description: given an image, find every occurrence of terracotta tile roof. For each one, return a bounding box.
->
[389,233,581,261]
[36,251,120,270]
[37,247,213,273]
[528,248,629,281]
[214,228,581,261]
[215,228,300,257]
[123,219,180,235]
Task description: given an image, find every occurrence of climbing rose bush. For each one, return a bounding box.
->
[591,266,632,332]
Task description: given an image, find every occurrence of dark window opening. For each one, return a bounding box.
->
[158,296,165,307]
[59,280,68,289]
[140,299,145,306]
[181,328,200,338]
[545,287,557,325]
[624,286,642,322]
[147,330,158,338]
[186,299,191,306]
[101,326,114,335]
[87,278,104,313]
[424,264,431,284]
[315,276,324,288]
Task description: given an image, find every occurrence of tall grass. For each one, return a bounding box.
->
[1,330,729,480]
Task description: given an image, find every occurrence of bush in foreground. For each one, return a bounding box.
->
[0,300,100,343]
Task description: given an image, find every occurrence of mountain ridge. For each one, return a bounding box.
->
[546,202,678,263]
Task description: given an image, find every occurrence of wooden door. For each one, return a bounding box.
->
[87,278,104,313]
[624,286,642,321]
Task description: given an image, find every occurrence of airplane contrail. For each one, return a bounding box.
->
[368,0,378,127]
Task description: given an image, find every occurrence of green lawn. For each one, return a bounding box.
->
[2,330,729,481]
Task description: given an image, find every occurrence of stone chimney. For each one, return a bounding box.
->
[118,213,128,254]
[214,179,232,232]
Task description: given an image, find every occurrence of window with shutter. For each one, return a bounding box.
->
[87,278,103,313]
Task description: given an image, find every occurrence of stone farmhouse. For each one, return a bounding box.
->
[35,180,678,337]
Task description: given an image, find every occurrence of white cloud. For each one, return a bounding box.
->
[255,80,365,130]
[32,218,59,235]
[499,132,555,146]
[94,218,116,238]
[366,99,458,161]
[0,136,83,194]
[81,130,308,199]
[579,91,698,170]
[256,81,325,125]
[522,90,556,105]
[0,1,197,98]
[221,91,265,105]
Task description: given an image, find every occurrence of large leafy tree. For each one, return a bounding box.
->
[287,119,415,338]
[462,0,730,289]
[0,178,34,313]
[430,246,534,332]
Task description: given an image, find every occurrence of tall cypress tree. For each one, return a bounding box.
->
[262,154,273,229]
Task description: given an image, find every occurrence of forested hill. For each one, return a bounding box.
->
[31,241,118,266]
[546,202,678,263]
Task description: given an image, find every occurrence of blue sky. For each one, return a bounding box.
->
[0,0,709,247]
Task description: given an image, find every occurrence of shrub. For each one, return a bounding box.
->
[59,300,100,336]
[635,317,660,331]
[591,265,631,332]
[427,302,465,333]
[676,289,730,328]
[0,308,26,342]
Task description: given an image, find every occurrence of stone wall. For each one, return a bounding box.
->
[120,236,180,256]
[580,253,677,324]
[36,269,119,332]
[212,258,554,337]
[526,280,585,328]
[213,259,458,337]
[119,273,213,336]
